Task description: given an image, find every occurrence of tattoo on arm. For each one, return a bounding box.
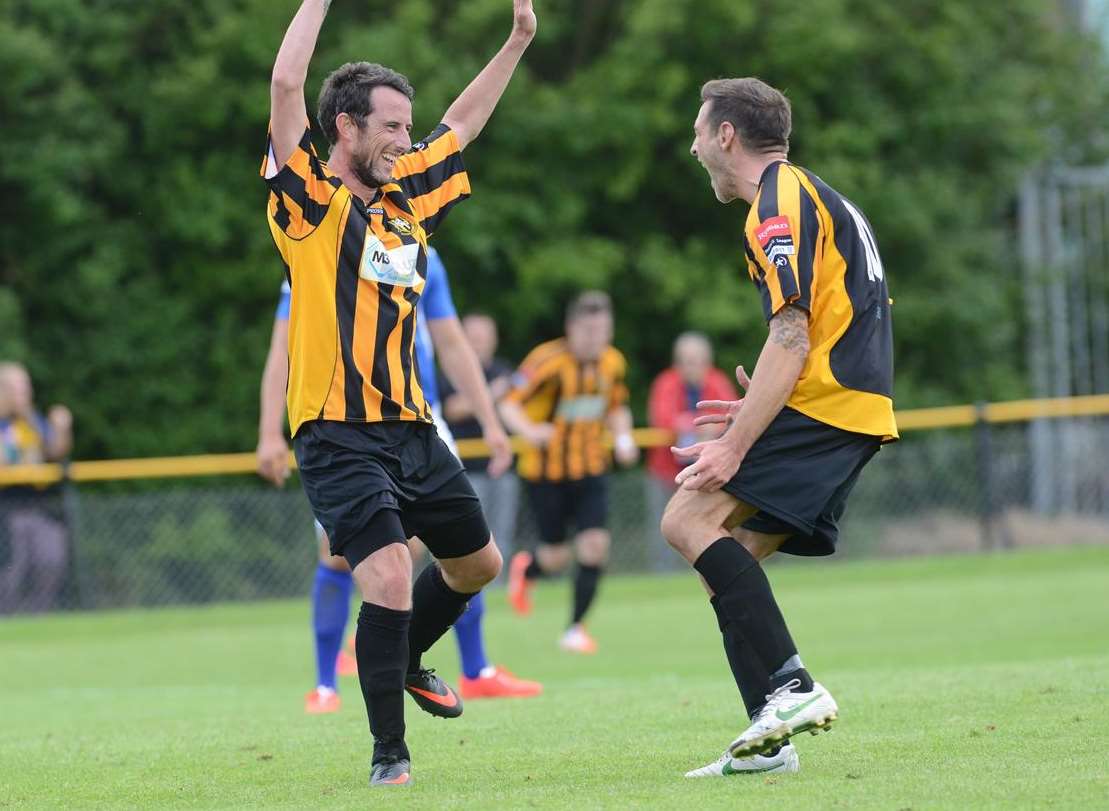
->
[769,305,810,356]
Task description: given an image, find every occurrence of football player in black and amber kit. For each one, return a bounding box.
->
[262,0,535,788]
[668,77,897,779]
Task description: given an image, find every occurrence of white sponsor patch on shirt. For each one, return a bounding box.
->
[555,395,607,422]
[360,235,420,287]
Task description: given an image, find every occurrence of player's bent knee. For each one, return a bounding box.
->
[538,543,572,573]
[439,538,501,592]
[576,529,609,566]
[352,542,412,608]
[472,538,503,582]
[660,504,693,552]
[321,554,351,572]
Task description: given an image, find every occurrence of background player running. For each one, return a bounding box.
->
[499,291,638,654]
[663,77,897,778]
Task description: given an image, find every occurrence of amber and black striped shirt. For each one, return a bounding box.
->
[745,161,898,441]
[505,339,629,482]
[262,123,470,435]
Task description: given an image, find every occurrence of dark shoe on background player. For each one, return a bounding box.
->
[370,756,411,786]
[404,668,463,718]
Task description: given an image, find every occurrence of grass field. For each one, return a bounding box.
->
[2,546,1108,810]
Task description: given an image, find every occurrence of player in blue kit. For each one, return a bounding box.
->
[257,248,541,713]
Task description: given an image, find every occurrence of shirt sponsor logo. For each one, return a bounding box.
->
[555,395,607,422]
[756,215,792,247]
[360,235,420,287]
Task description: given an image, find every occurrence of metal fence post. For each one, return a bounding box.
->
[60,463,89,611]
[975,403,997,551]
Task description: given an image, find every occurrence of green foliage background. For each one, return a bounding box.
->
[1,0,1106,458]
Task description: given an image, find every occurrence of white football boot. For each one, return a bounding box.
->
[685,742,799,778]
[728,679,838,758]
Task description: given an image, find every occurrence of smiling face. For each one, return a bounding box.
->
[343,86,413,189]
[690,101,738,203]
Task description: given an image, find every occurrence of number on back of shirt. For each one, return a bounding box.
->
[842,199,884,283]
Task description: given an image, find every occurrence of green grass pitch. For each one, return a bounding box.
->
[2,546,1107,809]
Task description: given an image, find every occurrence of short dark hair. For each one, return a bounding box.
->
[317,62,414,145]
[700,77,791,154]
[566,291,612,323]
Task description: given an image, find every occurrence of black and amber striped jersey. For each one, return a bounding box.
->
[744,161,898,441]
[261,123,470,435]
[505,339,629,482]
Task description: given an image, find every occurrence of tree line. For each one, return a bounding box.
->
[1,0,1106,459]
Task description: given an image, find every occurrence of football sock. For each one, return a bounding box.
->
[571,564,603,625]
[408,563,477,674]
[311,564,353,690]
[769,655,814,693]
[452,590,489,679]
[710,595,771,718]
[694,538,801,684]
[524,558,546,580]
[356,602,411,764]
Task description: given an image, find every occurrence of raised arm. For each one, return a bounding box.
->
[441,0,537,150]
[269,0,332,170]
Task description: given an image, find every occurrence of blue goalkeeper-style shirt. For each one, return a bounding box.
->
[274,247,456,407]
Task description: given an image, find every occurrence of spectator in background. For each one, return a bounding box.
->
[645,333,738,569]
[0,362,73,613]
[439,313,520,572]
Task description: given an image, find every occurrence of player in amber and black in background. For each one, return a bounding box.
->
[665,78,898,778]
[499,292,639,655]
[262,0,535,788]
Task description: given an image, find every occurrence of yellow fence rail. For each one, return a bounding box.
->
[2,394,1108,487]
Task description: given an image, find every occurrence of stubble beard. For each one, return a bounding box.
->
[352,147,392,190]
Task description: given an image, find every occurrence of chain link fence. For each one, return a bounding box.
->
[2,413,1107,615]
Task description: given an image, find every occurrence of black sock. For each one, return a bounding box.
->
[571,564,603,625]
[408,563,476,673]
[769,661,815,693]
[524,558,545,580]
[694,538,803,685]
[356,602,411,764]
[710,596,771,718]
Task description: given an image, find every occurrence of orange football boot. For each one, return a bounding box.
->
[559,624,598,655]
[459,666,543,700]
[507,551,534,616]
[304,687,341,714]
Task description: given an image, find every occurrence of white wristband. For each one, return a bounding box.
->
[615,433,636,454]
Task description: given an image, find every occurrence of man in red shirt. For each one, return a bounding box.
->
[645,333,739,569]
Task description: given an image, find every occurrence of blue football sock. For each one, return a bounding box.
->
[312,564,353,689]
[452,591,489,679]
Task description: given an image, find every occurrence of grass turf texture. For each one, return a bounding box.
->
[1,546,1107,809]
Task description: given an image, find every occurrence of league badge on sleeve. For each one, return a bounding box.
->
[756,215,796,265]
